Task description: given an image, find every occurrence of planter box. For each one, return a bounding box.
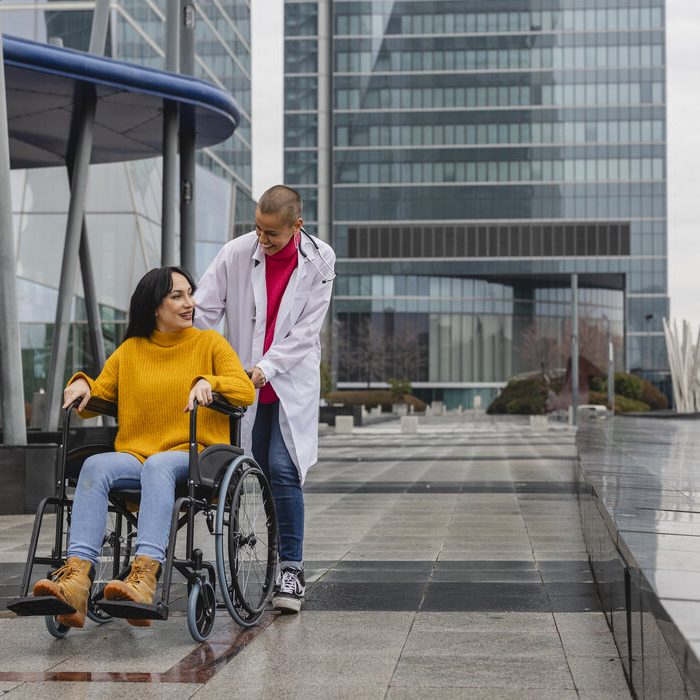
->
[0,444,58,514]
[319,405,363,427]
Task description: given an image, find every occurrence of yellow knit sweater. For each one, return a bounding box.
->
[69,327,255,462]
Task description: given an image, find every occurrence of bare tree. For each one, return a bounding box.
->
[338,317,386,388]
[338,316,425,387]
[559,319,623,373]
[519,322,564,375]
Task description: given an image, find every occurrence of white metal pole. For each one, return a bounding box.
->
[0,29,27,445]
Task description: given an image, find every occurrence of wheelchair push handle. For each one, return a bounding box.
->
[189,393,246,448]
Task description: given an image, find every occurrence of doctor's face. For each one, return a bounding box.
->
[255,208,302,256]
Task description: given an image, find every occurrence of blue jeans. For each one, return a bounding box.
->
[67,451,189,565]
[252,401,304,569]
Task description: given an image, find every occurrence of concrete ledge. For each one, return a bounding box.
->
[576,417,700,698]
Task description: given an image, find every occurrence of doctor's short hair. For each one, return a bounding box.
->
[257,185,302,226]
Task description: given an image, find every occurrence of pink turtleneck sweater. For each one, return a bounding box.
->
[259,234,299,403]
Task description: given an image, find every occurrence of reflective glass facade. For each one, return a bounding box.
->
[284,0,668,406]
[1,0,254,404]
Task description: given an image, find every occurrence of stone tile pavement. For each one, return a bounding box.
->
[0,414,631,698]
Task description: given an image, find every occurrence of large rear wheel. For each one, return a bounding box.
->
[215,460,277,627]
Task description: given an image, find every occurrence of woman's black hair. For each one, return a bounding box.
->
[123,266,197,341]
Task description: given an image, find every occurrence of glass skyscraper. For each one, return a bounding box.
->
[284,0,668,407]
[1,0,254,406]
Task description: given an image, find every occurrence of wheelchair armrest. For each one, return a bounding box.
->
[65,396,117,418]
[84,397,118,418]
[204,393,246,420]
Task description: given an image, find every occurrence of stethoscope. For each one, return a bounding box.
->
[253,227,337,284]
[297,227,337,284]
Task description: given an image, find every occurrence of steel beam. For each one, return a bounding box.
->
[162,0,180,266]
[0,23,27,445]
[42,87,97,431]
[81,0,111,376]
[179,0,196,274]
[43,0,110,430]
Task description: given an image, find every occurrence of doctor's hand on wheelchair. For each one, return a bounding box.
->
[63,378,91,412]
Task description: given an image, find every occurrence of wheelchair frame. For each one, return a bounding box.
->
[8,395,279,642]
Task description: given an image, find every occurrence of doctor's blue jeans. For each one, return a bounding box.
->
[251,401,304,569]
[67,451,189,565]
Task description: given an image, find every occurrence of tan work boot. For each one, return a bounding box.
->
[103,555,161,627]
[32,557,95,628]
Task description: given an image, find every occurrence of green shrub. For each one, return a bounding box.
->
[614,372,643,401]
[639,379,668,410]
[320,361,332,398]
[386,377,412,400]
[590,376,606,393]
[588,391,607,406]
[592,374,668,410]
[614,395,649,413]
[589,391,649,414]
[488,377,548,415]
[325,390,427,412]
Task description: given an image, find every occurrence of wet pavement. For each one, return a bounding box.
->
[0,414,631,698]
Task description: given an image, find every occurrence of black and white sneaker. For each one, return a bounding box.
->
[272,567,305,613]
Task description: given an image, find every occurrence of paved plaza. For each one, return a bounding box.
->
[0,415,631,698]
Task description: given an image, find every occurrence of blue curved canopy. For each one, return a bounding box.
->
[3,34,241,169]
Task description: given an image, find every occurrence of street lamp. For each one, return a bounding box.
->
[603,314,614,413]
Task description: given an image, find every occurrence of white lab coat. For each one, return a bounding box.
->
[194,230,335,483]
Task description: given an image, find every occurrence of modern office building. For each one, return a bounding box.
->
[1,0,254,409]
[284,0,668,407]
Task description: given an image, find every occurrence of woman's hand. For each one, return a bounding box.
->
[63,378,91,412]
[186,378,214,412]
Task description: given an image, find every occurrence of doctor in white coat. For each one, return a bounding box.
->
[194,185,335,613]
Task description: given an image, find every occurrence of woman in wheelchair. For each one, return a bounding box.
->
[32,266,255,628]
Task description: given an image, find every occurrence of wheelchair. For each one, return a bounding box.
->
[8,394,278,643]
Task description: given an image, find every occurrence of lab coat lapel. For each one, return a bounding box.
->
[251,244,267,358]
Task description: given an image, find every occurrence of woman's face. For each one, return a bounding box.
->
[155,272,195,333]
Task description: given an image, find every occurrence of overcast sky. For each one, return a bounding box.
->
[665,0,700,333]
[252,1,698,334]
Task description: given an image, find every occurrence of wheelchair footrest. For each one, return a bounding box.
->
[7,596,76,617]
[95,600,168,620]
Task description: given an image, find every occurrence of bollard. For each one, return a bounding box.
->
[335,415,354,434]
[529,415,548,431]
[401,416,419,434]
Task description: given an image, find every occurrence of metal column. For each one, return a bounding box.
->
[316,0,331,246]
[571,274,579,426]
[179,0,196,274]
[318,0,337,388]
[78,0,111,376]
[43,0,109,430]
[0,27,27,445]
[162,0,180,266]
[42,88,98,431]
